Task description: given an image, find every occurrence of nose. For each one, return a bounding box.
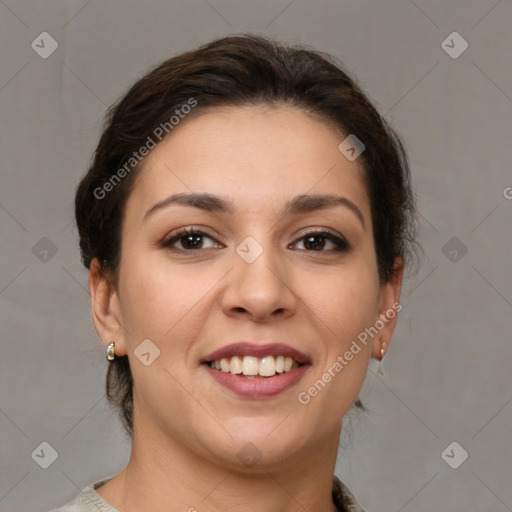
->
[220,241,298,323]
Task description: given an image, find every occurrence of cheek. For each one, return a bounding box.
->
[298,260,380,339]
[118,260,214,410]
[118,256,218,345]
[294,261,379,406]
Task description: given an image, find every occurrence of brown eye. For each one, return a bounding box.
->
[161,228,220,252]
[179,233,204,250]
[305,235,330,250]
[291,230,350,252]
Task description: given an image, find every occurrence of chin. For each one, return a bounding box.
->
[194,416,313,471]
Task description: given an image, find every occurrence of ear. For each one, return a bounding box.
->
[371,257,404,360]
[89,258,128,356]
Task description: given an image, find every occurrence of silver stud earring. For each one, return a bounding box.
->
[106,342,115,362]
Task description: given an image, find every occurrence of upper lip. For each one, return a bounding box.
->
[201,342,311,365]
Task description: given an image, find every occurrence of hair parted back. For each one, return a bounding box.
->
[75,33,417,436]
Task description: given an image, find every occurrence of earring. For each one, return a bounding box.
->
[377,343,385,376]
[106,342,115,362]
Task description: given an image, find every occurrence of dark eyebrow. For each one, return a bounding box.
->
[144,192,233,220]
[283,194,365,230]
[143,192,365,229]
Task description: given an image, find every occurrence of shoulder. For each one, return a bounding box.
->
[49,480,117,512]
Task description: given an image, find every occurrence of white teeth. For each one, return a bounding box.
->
[229,355,243,374]
[209,354,302,377]
[259,356,276,377]
[242,356,259,375]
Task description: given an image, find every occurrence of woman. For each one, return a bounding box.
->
[54,33,416,512]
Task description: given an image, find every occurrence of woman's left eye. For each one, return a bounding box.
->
[291,231,350,252]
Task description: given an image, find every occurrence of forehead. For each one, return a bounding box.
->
[127,105,370,221]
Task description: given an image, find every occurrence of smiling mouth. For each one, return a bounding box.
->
[207,355,303,378]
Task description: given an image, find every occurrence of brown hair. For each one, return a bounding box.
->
[75,34,417,436]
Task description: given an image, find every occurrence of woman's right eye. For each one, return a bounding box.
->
[161,228,221,252]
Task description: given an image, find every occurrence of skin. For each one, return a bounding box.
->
[89,104,403,512]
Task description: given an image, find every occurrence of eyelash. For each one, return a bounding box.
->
[161,227,350,253]
[292,229,351,252]
[161,227,221,252]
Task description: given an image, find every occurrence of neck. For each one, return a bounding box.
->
[97,419,341,512]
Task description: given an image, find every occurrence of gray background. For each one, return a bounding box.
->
[1,1,511,511]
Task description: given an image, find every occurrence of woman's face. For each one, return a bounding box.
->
[92,105,402,470]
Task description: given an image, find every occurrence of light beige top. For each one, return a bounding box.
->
[51,476,366,512]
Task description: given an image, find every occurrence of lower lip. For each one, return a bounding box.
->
[203,364,310,398]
